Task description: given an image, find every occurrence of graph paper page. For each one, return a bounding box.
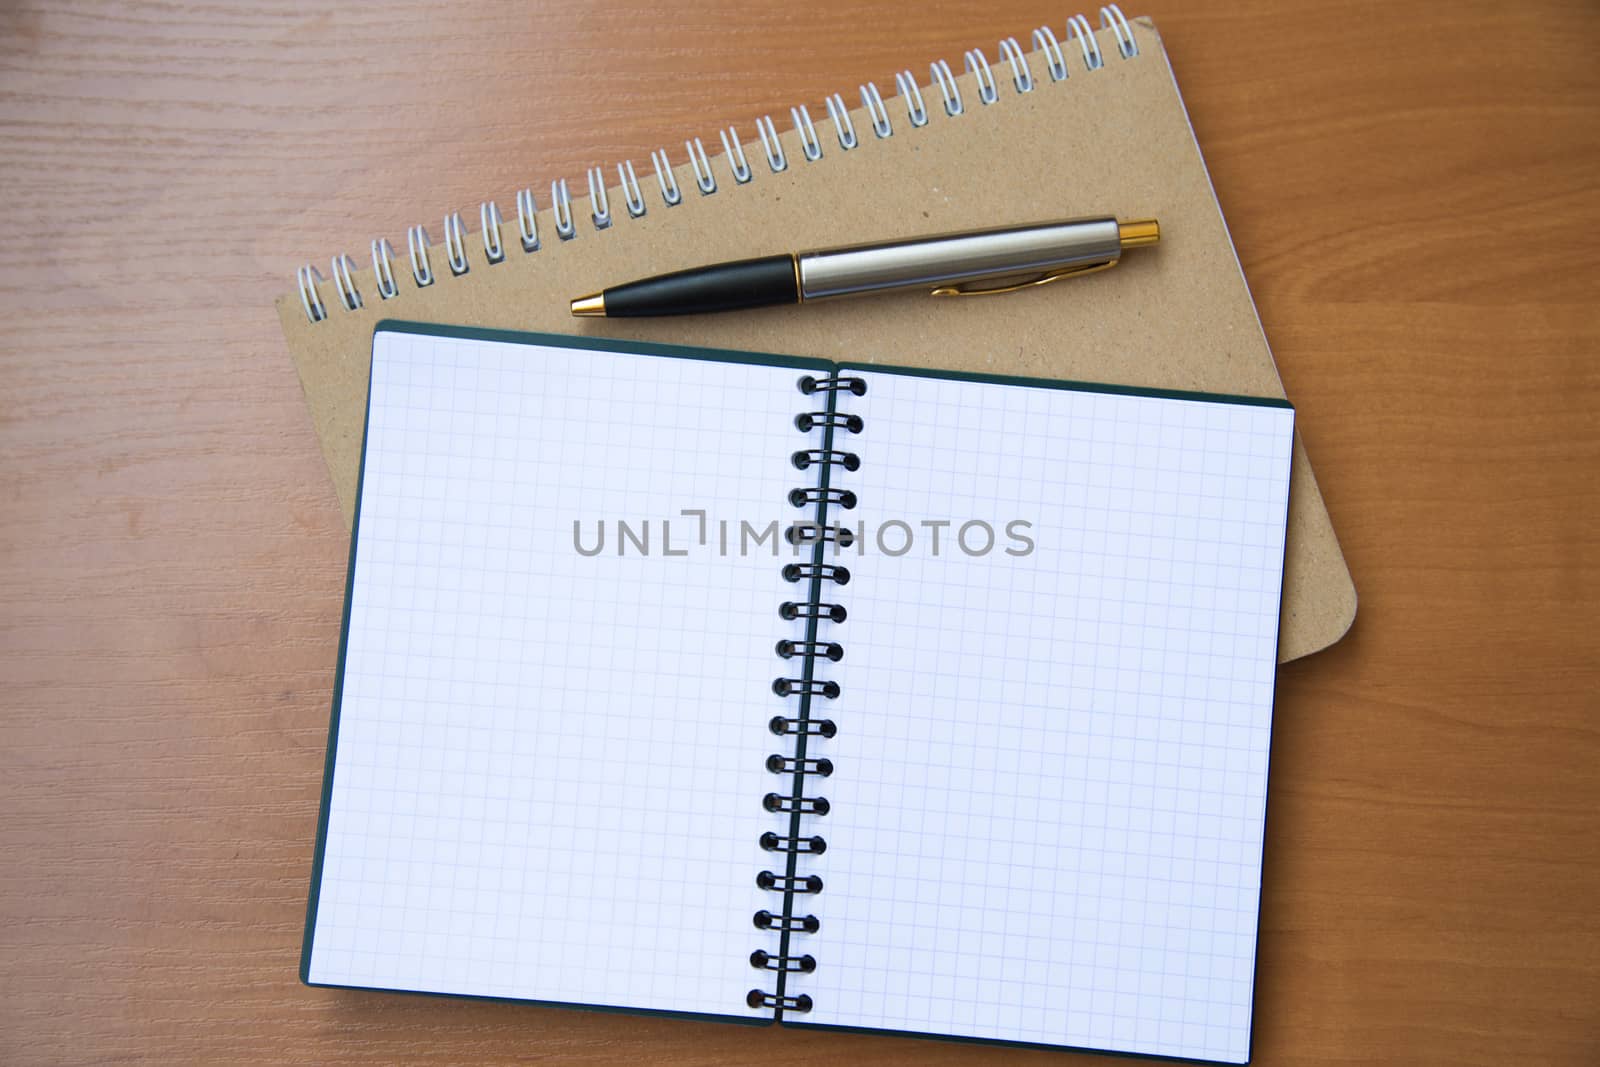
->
[794,368,1293,1063]
[305,327,812,1020]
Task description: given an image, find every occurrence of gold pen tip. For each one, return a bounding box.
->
[1118,219,1161,248]
[570,292,606,317]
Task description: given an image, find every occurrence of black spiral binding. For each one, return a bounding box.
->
[749,373,865,1018]
[791,449,860,473]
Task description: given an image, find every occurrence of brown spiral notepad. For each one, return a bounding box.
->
[274,8,1355,662]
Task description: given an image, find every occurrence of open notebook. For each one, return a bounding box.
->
[275,9,1354,663]
[304,323,1293,1064]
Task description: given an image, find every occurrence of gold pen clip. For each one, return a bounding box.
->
[929,258,1118,297]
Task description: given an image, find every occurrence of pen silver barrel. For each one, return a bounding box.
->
[796,217,1125,300]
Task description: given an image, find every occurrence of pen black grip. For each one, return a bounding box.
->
[602,255,798,316]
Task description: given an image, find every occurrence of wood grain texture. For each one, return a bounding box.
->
[0,0,1595,1063]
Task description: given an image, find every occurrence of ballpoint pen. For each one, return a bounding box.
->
[569,216,1159,317]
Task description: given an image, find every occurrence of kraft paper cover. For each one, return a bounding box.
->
[273,18,1356,661]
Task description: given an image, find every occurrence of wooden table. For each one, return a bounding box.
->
[2,1,1595,1063]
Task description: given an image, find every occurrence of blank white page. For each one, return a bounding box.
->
[306,327,811,1021]
[793,369,1293,1063]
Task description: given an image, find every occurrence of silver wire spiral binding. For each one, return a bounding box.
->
[371,237,399,299]
[443,212,470,275]
[894,70,929,126]
[719,127,753,184]
[515,188,540,252]
[650,149,682,205]
[931,58,963,116]
[1033,25,1069,80]
[617,160,647,218]
[297,264,326,322]
[686,136,716,194]
[791,105,823,162]
[406,225,433,287]
[860,82,892,138]
[1103,4,1138,57]
[293,5,1142,321]
[480,201,506,263]
[585,168,611,230]
[552,179,575,239]
[331,254,362,310]
[1068,14,1104,70]
[755,115,787,173]
[964,48,999,105]
[998,36,1034,93]
[824,93,857,149]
